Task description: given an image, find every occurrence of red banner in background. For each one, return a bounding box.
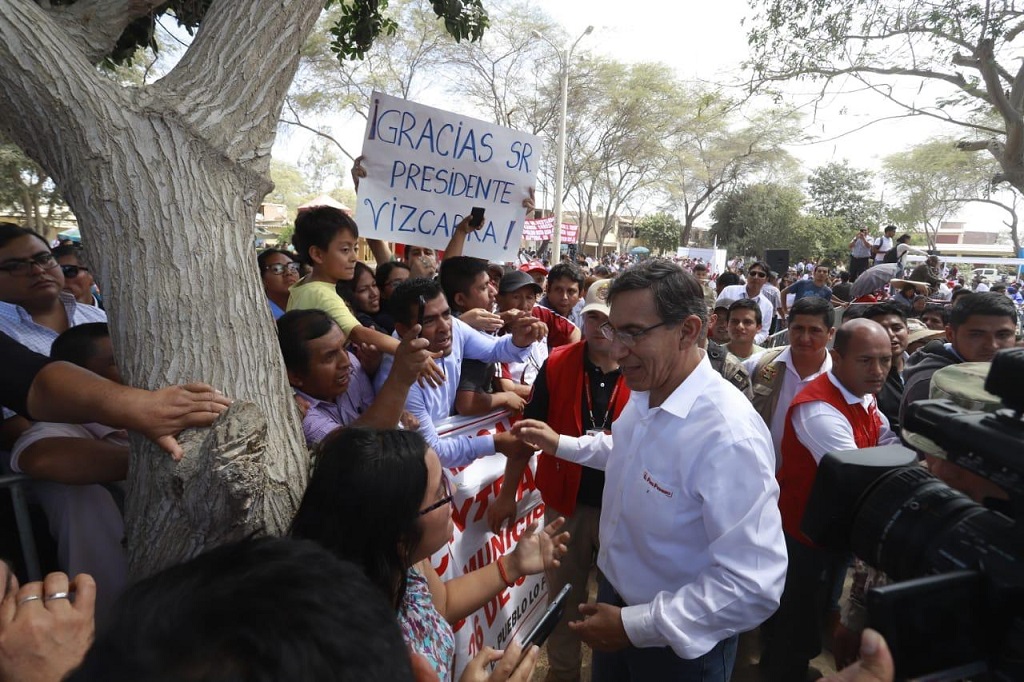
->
[433,410,548,681]
[523,217,579,242]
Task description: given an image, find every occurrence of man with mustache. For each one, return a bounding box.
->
[764,319,900,682]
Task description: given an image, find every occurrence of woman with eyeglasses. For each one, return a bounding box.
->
[258,248,300,319]
[373,261,411,334]
[717,261,778,344]
[291,428,568,682]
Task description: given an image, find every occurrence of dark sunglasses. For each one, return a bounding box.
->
[748,271,767,278]
[60,264,89,278]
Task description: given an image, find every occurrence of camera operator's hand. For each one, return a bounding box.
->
[832,623,862,669]
[823,629,894,682]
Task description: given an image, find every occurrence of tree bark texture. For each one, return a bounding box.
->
[0,0,323,578]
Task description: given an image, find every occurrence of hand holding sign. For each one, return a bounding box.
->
[356,92,543,262]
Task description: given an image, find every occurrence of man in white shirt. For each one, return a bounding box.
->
[744,297,836,469]
[871,224,896,264]
[514,260,786,682]
[763,319,899,682]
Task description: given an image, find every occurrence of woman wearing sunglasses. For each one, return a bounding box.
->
[258,248,300,319]
[291,428,568,682]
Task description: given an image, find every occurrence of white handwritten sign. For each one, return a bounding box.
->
[433,410,548,682]
[356,92,543,262]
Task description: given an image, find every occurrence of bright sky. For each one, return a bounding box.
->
[272,0,1013,234]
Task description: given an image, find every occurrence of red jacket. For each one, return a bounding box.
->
[778,373,882,546]
[534,341,630,516]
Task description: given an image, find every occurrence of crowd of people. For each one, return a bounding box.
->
[0,206,1019,681]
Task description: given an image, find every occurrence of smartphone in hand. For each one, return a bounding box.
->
[520,583,572,650]
[469,206,485,228]
[417,295,426,337]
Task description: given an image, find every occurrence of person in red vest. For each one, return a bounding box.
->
[763,318,900,682]
[489,277,628,682]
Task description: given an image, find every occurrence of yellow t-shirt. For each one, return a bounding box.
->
[286,280,359,335]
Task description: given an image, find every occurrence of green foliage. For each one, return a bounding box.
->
[90,0,487,66]
[0,142,71,234]
[267,160,314,215]
[806,161,884,232]
[709,182,849,260]
[661,89,800,244]
[634,213,682,255]
[882,138,997,246]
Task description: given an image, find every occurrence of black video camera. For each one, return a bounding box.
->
[802,348,1024,681]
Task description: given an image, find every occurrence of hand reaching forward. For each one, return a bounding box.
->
[505,517,569,578]
[511,419,560,454]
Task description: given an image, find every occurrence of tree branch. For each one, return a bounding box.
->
[49,0,167,65]
[0,1,128,182]
[279,98,356,162]
[155,0,324,168]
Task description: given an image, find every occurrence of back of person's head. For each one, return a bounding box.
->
[949,292,1017,328]
[951,287,973,304]
[277,309,337,375]
[897,233,912,244]
[547,262,584,289]
[716,271,740,290]
[788,296,835,328]
[50,323,109,368]
[291,428,427,609]
[67,537,411,682]
[608,259,706,327]
[257,248,295,271]
[52,243,86,262]
[439,256,489,308]
[388,278,444,326]
[0,222,47,250]
[862,301,907,322]
[692,263,708,274]
[839,271,850,283]
[292,207,358,266]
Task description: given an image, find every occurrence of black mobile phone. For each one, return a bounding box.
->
[520,583,572,650]
[416,295,426,335]
[469,206,485,228]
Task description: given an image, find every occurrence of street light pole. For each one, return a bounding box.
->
[534,25,592,263]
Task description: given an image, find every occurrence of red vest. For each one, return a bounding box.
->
[778,373,882,545]
[534,341,630,516]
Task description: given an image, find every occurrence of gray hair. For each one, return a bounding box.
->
[607,259,707,328]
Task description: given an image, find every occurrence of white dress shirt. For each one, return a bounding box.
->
[743,347,832,467]
[554,353,787,659]
[791,372,900,462]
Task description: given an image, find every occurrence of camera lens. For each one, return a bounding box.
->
[850,466,989,580]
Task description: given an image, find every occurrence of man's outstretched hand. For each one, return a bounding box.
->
[126,383,231,461]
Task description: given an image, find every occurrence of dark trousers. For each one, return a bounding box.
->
[848,256,871,282]
[761,533,848,682]
[591,577,738,682]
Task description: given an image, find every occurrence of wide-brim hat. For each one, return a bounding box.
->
[890,279,930,294]
[901,362,1000,457]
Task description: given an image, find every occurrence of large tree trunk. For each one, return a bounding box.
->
[0,0,323,578]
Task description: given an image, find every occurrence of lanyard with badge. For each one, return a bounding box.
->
[584,373,619,437]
